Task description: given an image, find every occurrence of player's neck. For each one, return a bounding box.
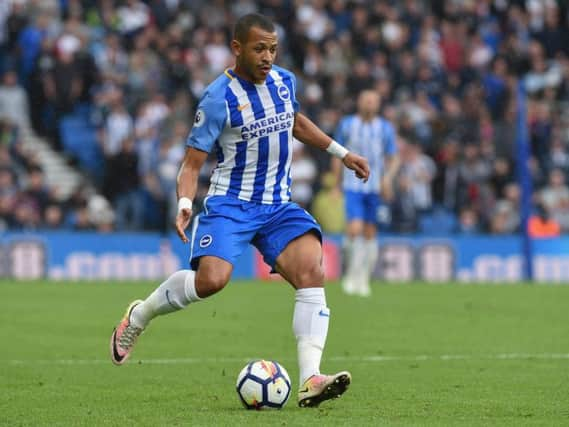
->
[359,113,375,122]
[232,65,265,85]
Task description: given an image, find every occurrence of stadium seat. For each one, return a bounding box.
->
[59,113,103,180]
[418,207,457,235]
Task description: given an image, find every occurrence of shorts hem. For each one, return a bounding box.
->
[190,253,235,271]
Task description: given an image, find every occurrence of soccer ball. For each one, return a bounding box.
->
[236,360,291,409]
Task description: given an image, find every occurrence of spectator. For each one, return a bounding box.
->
[17,13,50,83]
[456,206,481,234]
[490,183,521,234]
[43,204,65,229]
[399,141,436,213]
[528,202,561,238]
[312,172,345,234]
[101,89,133,158]
[22,166,52,215]
[540,169,569,231]
[117,0,150,41]
[0,70,30,129]
[433,140,463,212]
[107,135,143,230]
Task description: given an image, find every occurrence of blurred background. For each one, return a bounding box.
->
[1,0,568,282]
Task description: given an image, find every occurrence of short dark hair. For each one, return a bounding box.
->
[234,13,275,43]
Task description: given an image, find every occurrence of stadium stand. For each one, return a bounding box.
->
[0,0,568,234]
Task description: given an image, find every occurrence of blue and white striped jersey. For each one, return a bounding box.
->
[335,115,397,194]
[186,65,299,204]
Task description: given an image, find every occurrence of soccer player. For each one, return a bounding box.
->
[109,13,370,408]
[332,90,399,297]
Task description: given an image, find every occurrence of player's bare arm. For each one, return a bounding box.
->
[175,147,209,243]
[380,153,401,202]
[293,112,370,182]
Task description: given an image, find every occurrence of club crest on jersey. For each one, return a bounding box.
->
[277,84,290,102]
[193,109,205,128]
[200,234,213,248]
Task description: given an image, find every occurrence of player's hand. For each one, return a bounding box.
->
[175,208,192,243]
[343,152,370,183]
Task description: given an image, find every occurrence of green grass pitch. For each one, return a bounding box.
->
[1,280,568,426]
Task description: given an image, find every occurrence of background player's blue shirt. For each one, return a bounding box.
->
[335,115,397,194]
[186,65,300,204]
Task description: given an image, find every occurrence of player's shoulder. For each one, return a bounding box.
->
[270,64,298,87]
[378,116,395,131]
[270,64,295,79]
[200,71,233,105]
[339,114,357,126]
[377,116,393,125]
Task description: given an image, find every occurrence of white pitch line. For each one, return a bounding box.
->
[4,353,569,366]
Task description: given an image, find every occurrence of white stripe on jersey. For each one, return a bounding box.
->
[256,81,282,204]
[343,116,386,194]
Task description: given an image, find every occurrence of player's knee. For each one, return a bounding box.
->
[294,262,325,288]
[347,221,363,237]
[195,268,230,298]
[363,227,377,240]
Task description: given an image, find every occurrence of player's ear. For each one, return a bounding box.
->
[231,39,242,57]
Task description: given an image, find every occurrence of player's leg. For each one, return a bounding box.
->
[131,256,232,328]
[358,222,378,296]
[110,196,254,365]
[275,232,326,384]
[110,258,233,365]
[355,192,381,296]
[255,202,350,407]
[342,191,366,295]
[274,232,351,407]
[343,218,364,295]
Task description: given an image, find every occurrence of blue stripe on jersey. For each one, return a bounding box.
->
[228,141,248,197]
[214,140,224,164]
[243,82,266,120]
[226,86,244,127]
[272,131,289,203]
[252,136,270,201]
[265,74,286,113]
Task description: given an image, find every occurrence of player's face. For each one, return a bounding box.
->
[233,26,278,83]
[358,91,381,117]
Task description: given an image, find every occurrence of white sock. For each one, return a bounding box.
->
[356,239,378,294]
[293,287,329,385]
[130,270,201,328]
[343,236,354,263]
[346,236,365,279]
[363,238,378,277]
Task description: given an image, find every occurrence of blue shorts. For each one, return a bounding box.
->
[345,190,381,224]
[189,196,322,270]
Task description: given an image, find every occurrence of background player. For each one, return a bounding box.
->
[109,14,370,408]
[332,90,400,296]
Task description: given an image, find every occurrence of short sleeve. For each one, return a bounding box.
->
[383,121,398,155]
[186,92,227,153]
[334,117,348,146]
[288,72,300,113]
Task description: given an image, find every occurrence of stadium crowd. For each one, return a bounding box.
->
[1,0,568,235]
